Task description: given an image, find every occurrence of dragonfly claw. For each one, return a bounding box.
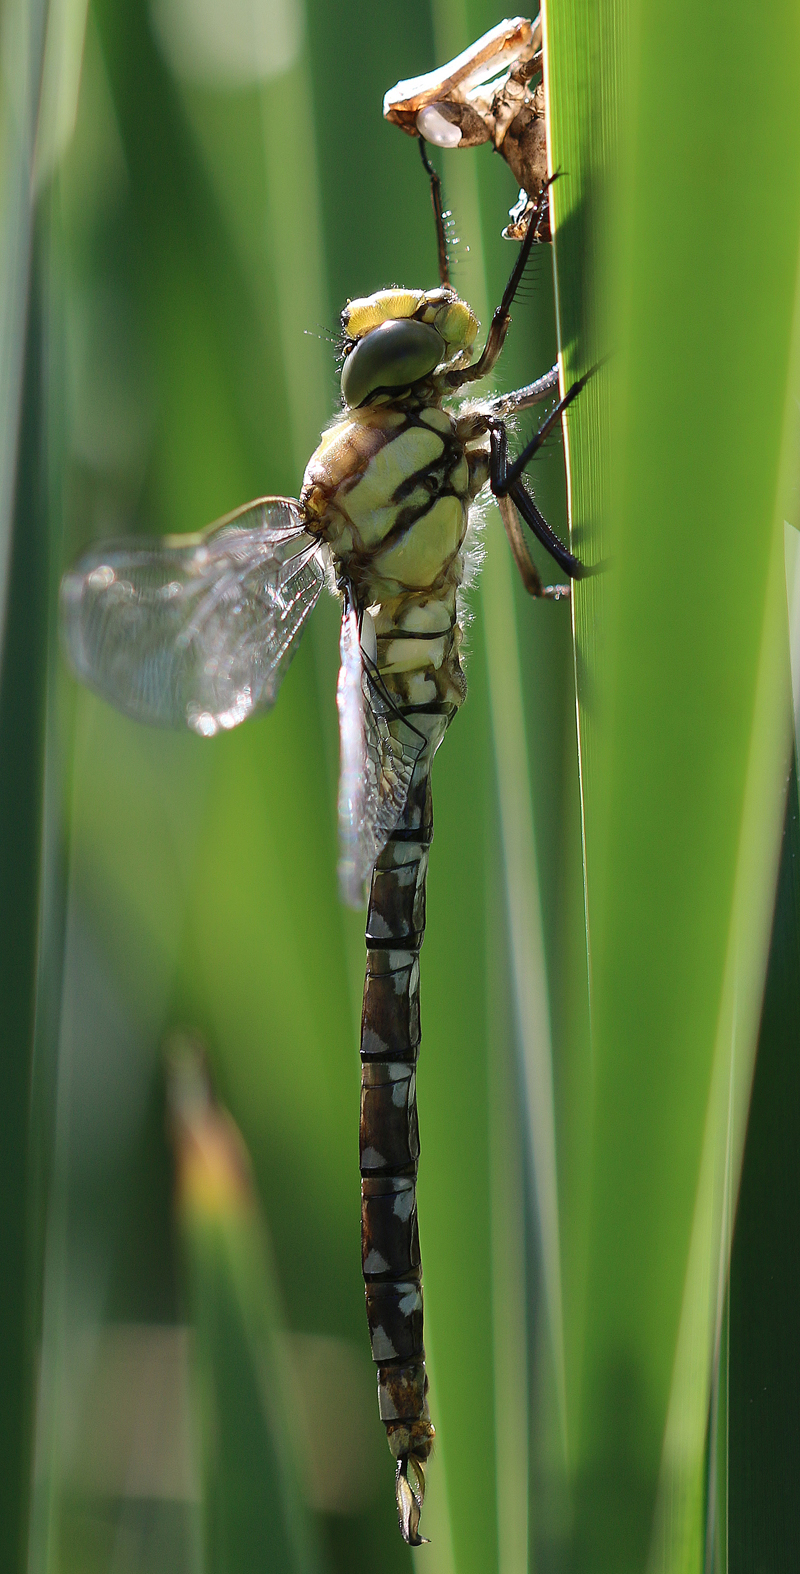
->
[396,1456,428,1546]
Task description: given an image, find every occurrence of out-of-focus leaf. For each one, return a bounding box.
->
[0,0,74,1531]
[0,0,48,650]
[727,764,800,1570]
[0,277,48,1574]
[167,1036,324,1574]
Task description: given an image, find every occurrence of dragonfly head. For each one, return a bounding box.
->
[340,287,479,408]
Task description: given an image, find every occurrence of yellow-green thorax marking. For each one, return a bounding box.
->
[300,285,484,712]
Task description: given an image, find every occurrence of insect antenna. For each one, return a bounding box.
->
[418,136,450,287]
[304,324,342,348]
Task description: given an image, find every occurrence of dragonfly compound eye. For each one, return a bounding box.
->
[341,319,445,408]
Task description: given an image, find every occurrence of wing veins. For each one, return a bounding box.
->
[61,497,324,732]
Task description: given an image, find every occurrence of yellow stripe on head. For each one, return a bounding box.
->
[342,288,479,361]
[344,291,426,339]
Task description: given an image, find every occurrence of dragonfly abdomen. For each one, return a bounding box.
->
[359,723,450,1541]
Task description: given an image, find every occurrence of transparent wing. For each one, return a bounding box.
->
[60,497,324,735]
[337,604,424,908]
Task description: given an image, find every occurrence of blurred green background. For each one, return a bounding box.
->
[2,0,800,1571]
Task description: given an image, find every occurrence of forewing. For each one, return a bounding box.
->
[337,607,424,908]
[61,497,324,734]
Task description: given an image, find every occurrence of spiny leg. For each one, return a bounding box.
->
[506,475,584,579]
[418,136,450,287]
[446,173,556,389]
[495,493,571,599]
[489,423,578,593]
[475,362,560,422]
[499,365,594,492]
[488,370,593,581]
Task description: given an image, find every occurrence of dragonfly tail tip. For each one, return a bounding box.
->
[396,1455,428,1545]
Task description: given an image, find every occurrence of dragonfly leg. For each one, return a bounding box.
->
[497,365,594,492]
[445,174,556,389]
[496,492,572,599]
[478,362,560,421]
[489,419,585,584]
[418,137,450,288]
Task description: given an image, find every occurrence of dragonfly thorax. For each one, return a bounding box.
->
[301,392,478,711]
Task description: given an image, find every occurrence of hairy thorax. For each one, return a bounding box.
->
[301,397,481,710]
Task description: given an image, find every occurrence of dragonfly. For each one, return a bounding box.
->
[60,168,588,1545]
[384,14,549,241]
